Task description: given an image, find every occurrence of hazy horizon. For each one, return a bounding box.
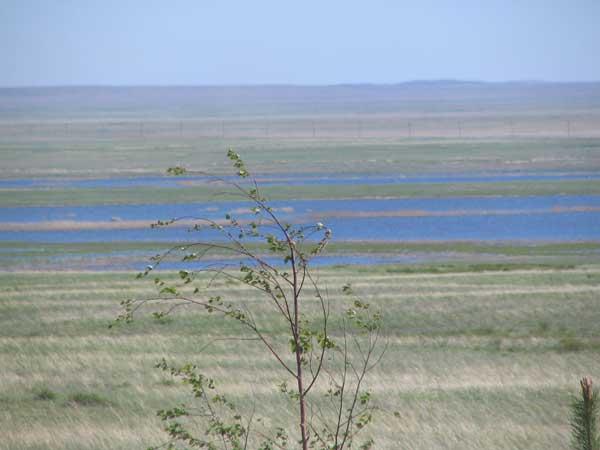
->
[3,79,600,89]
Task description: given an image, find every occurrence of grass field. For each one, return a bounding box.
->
[1,265,599,449]
[2,240,600,257]
[2,136,600,179]
[1,84,600,449]
[2,84,599,180]
[2,240,599,271]
[3,178,600,207]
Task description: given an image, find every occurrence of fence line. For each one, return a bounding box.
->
[1,115,599,140]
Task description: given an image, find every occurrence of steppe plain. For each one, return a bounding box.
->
[1,82,600,449]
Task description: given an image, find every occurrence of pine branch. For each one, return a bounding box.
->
[571,377,599,450]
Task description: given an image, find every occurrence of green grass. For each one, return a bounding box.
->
[2,240,599,271]
[66,392,111,408]
[0,241,171,255]
[2,179,599,206]
[3,239,599,256]
[32,386,57,401]
[2,93,600,448]
[1,135,600,178]
[327,241,600,256]
[1,266,599,449]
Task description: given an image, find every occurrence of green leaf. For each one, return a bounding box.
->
[160,286,178,296]
[166,167,187,176]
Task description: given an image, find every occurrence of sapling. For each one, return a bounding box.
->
[113,150,387,450]
[571,377,599,450]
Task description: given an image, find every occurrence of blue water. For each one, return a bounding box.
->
[1,196,599,243]
[37,252,430,271]
[3,196,600,223]
[1,171,599,189]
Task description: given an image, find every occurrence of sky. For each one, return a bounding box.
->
[1,0,599,87]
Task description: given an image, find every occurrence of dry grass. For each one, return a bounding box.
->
[1,266,599,449]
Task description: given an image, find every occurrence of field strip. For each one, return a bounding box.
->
[1,425,162,450]
[0,374,583,397]
[2,276,599,297]
[2,284,600,305]
[359,268,600,279]
[0,333,592,351]
[3,266,600,285]
[2,266,600,278]
[8,266,600,279]
[359,284,600,298]
[313,205,600,219]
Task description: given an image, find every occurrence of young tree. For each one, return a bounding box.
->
[113,150,386,450]
[571,377,599,450]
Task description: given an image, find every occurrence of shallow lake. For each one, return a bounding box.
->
[1,195,599,242]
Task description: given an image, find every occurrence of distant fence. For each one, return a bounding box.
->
[1,114,600,140]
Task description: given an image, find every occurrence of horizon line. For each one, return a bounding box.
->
[2,79,600,89]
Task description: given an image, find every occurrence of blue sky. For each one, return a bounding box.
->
[1,0,599,86]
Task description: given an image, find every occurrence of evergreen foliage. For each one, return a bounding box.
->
[571,377,599,450]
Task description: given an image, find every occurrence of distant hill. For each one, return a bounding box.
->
[1,81,600,119]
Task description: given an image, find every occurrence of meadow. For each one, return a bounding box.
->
[1,83,600,449]
[1,265,600,449]
[1,240,600,272]
[4,177,600,208]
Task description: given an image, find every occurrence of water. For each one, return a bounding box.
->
[33,252,431,271]
[1,196,599,242]
[3,195,600,223]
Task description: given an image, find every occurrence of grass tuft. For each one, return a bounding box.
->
[558,337,586,352]
[66,391,110,407]
[33,386,57,401]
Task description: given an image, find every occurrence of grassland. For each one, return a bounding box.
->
[2,83,599,119]
[3,130,600,207]
[1,265,599,449]
[2,179,600,207]
[2,136,600,179]
[2,84,599,182]
[2,84,600,449]
[3,240,600,257]
[2,240,599,271]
